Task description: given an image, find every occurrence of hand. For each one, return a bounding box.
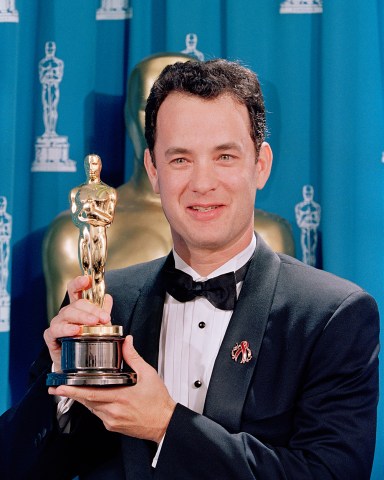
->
[43,275,112,371]
[48,335,176,443]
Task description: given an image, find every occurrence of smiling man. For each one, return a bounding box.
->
[144,91,271,272]
[0,60,379,480]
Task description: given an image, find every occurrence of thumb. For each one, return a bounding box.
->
[122,335,148,375]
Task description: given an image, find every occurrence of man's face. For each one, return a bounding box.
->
[144,92,272,261]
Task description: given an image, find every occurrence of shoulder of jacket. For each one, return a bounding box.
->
[106,256,168,290]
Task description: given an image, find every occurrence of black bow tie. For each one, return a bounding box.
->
[163,258,251,310]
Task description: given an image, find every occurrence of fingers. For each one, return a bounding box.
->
[61,298,110,323]
[49,385,119,410]
[66,275,112,319]
[45,283,113,368]
[49,299,110,336]
[68,275,92,303]
[44,320,80,348]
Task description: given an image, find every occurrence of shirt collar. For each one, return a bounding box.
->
[172,234,256,281]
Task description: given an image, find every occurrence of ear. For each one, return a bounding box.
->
[144,149,160,194]
[255,142,273,190]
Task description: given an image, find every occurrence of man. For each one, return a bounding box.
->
[0,59,379,479]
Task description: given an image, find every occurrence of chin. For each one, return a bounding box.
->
[189,233,231,251]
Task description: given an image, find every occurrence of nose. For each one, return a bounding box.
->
[188,160,218,195]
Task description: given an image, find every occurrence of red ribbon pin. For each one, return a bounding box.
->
[231,341,252,364]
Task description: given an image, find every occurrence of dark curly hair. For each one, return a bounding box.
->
[144,59,266,161]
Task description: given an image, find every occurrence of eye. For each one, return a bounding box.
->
[171,157,187,164]
[220,154,233,161]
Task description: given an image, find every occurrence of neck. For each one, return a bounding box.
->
[174,232,254,276]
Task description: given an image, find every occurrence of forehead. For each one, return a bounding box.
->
[158,92,249,126]
[155,92,252,145]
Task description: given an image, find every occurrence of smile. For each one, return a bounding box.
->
[190,206,218,212]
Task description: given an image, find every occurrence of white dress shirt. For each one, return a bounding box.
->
[158,236,256,415]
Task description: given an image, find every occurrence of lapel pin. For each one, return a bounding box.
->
[231,341,252,364]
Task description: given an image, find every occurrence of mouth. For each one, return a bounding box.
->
[187,204,225,221]
[190,205,219,212]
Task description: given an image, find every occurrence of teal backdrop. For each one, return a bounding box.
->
[0,1,383,478]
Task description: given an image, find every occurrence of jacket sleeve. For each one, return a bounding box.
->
[0,344,120,480]
[155,291,380,480]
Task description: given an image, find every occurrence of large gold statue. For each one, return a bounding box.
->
[43,52,295,319]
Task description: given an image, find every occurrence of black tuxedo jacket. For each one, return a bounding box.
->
[0,235,380,479]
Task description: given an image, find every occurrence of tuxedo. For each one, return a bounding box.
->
[0,235,379,479]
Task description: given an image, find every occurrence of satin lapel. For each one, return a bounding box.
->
[127,254,171,370]
[203,235,281,432]
[121,255,170,479]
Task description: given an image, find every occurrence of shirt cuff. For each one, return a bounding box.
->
[52,363,74,432]
[151,434,166,468]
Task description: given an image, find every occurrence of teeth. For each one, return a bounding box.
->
[192,206,217,212]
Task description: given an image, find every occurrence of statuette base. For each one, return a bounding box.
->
[46,371,137,387]
[46,329,135,387]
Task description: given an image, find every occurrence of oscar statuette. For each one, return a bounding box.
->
[47,154,136,386]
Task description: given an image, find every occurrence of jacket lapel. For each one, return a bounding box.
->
[127,255,171,369]
[120,256,170,479]
[203,235,281,432]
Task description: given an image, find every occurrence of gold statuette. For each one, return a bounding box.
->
[47,155,136,386]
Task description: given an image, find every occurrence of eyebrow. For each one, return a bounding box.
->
[214,142,242,152]
[164,147,192,157]
[164,142,243,157]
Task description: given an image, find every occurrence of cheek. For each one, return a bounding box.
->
[229,174,257,201]
[158,171,189,198]
[233,179,258,219]
[157,177,181,213]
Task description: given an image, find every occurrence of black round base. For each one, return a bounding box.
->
[46,371,137,387]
